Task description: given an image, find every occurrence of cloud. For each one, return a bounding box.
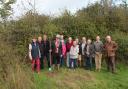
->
[12,0,98,18]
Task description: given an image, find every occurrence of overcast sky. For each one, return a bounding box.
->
[11,0,123,18]
[11,0,99,18]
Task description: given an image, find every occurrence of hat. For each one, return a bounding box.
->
[56,34,60,38]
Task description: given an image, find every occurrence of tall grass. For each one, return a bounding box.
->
[0,33,35,89]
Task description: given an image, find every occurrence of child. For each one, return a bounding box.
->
[69,41,79,70]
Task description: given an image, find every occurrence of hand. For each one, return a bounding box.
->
[86,52,90,55]
[49,49,52,52]
[60,55,63,57]
[30,57,32,61]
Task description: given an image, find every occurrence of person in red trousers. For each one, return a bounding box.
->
[29,37,41,74]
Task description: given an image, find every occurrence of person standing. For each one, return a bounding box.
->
[94,36,103,72]
[37,36,44,69]
[52,34,61,70]
[84,39,94,70]
[60,35,66,67]
[69,41,79,70]
[42,34,51,71]
[80,37,86,67]
[104,36,118,73]
[66,37,73,67]
[29,37,41,74]
[75,38,81,67]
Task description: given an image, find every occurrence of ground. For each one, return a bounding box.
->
[34,63,128,89]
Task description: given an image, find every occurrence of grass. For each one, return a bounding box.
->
[34,63,128,89]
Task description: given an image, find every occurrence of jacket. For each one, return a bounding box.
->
[104,41,118,57]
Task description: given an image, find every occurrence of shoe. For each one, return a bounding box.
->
[49,68,52,71]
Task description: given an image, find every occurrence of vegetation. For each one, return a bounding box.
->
[34,64,128,89]
[0,0,128,89]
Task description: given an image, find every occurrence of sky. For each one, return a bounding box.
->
[11,0,98,18]
[11,0,124,19]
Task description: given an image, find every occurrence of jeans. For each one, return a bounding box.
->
[40,53,51,69]
[85,56,92,70]
[66,52,70,67]
[60,55,64,67]
[69,58,77,69]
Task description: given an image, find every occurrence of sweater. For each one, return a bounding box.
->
[70,46,79,59]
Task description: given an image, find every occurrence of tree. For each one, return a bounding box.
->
[0,0,16,28]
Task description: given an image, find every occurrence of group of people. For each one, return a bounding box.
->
[29,34,118,74]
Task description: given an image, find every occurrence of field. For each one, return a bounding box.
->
[34,63,128,89]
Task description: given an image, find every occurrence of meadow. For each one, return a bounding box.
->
[34,63,128,89]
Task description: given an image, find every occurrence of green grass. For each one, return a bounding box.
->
[34,63,128,89]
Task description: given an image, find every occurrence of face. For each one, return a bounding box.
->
[73,41,77,46]
[106,36,111,42]
[56,37,60,42]
[38,36,42,42]
[60,35,64,40]
[87,39,91,44]
[96,36,100,41]
[68,37,72,43]
[32,38,37,43]
[43,35,47,41]
[75,38,79,44]
[82,37,86,42]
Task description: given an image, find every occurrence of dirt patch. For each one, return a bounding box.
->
[45,71,59,78]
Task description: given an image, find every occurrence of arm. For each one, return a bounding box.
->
[100,42,104,52]
[29,44,32,60]
[113,41,118,51]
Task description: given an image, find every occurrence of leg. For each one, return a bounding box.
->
[111,56,116,73]
[89,57,92,70]
[85,57,90,69]
[36,58,40,73]
[107,57,111,72]
[79,55,82,67]
[52,54,56,70]
[40,55,44,69]
[60,55,64,67]
[66,52,70,67]
[69,58,72,68]
[32,59,35,72]
[46,54,51,68]
[98,53,102,71]
[74,59,77,69]
[95,54,99,71]
[57,54,60,70]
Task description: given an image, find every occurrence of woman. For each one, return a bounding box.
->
[29,37,41,74]
[84,39,94,70]
[69,41,79,70]
[52,34,61,70]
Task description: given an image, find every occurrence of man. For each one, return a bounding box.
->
[94,36,103,72]
[104,36,118,73]
[66,37,73,67]
[84,39,94,70]
[75,38,82,67]
[37,36,43,69]
[42,34,51,71]
[79,37,86,67]
[29,37,41,74]
[60,35,66,67]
